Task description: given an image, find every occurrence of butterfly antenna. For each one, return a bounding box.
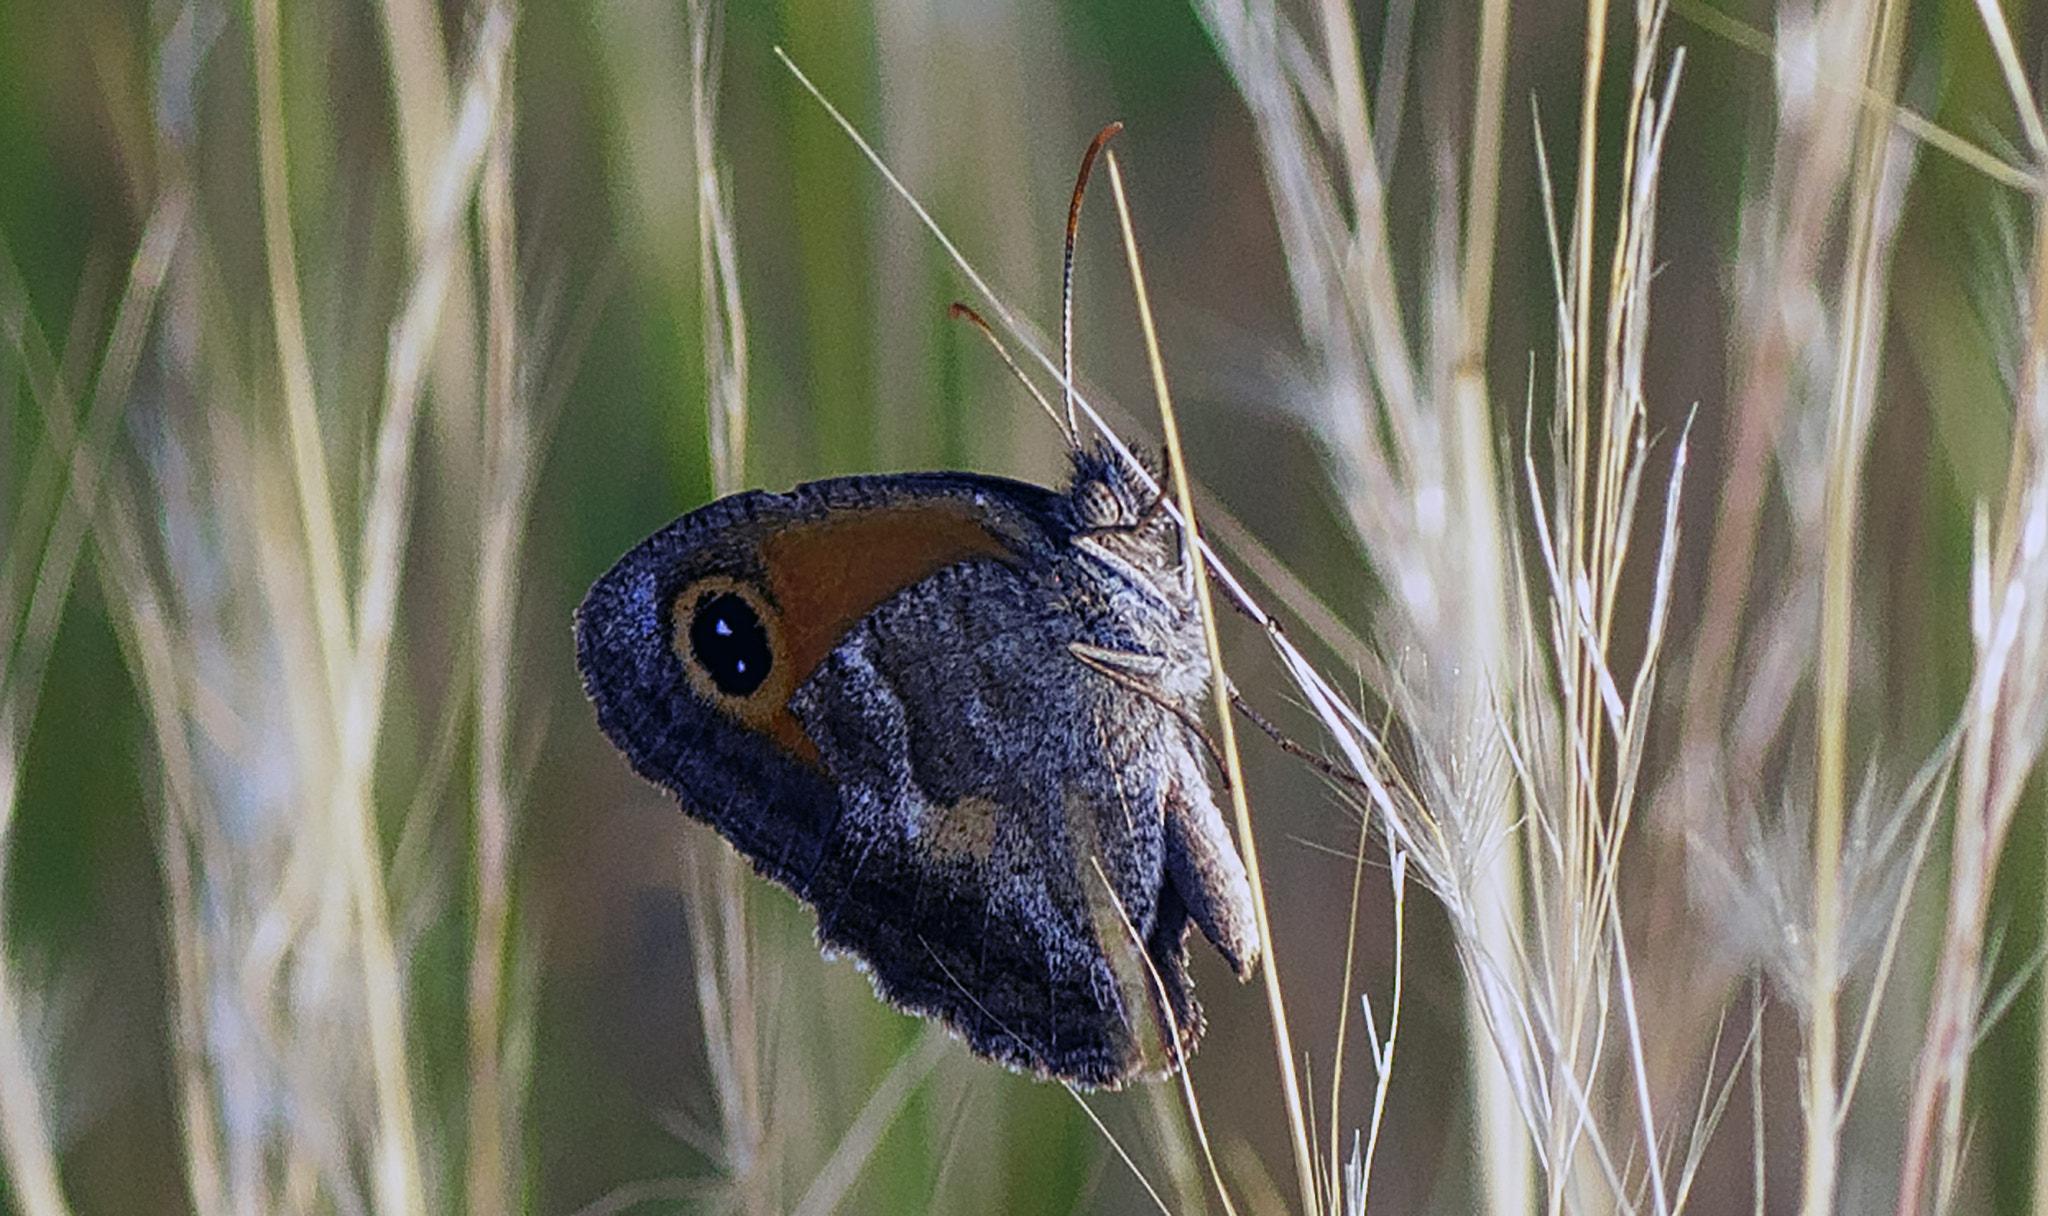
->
[1063,121,1123,445]
[949,302,1068,439]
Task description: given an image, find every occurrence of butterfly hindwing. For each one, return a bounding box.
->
[792,553,1195,1083]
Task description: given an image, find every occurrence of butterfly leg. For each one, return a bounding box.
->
[1070,640,1258,977]
[1068,642,1229,783]
[1067,640,1169,682]
[1162,759,1260,978]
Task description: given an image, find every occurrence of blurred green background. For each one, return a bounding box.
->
[1,0,2042,1212]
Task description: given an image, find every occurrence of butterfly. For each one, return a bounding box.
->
[575,127,1258,1088]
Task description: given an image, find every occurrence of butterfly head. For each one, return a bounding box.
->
[1065,444,1186,588]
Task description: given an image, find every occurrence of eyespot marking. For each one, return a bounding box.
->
[671,577,813,761]
[689,590,772,696]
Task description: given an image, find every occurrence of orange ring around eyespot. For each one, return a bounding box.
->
[673,576,798,727]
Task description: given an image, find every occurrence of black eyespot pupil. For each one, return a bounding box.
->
[689,591,772,696]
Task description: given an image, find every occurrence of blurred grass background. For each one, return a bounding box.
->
[0,0,2044,1213]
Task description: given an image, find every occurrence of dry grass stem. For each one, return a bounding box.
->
[694,0,748,496]
[467,10,532,1213]
[1064,1086,1177,1216]
[678,6,770,1211]
[1108,148,1316,1216]
[1804,2,1909,1208]
[15,9,524,1214]
[1896,7,2048,1207]
[377,0,485,471]
[1089,854,1234,1216]
[1348,851,1407,1216]
[1325,785,1376,1206]
[788,1027,951,1216]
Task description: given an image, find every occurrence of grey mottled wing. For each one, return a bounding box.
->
[790,556,1204,1086]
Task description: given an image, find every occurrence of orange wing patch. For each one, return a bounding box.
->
[674,501,1019,764]
[762,502,1016,695]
